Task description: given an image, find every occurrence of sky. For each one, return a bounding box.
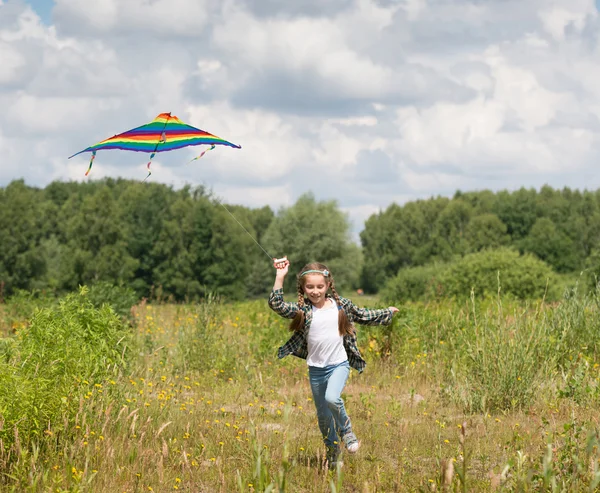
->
[3,0,600,239]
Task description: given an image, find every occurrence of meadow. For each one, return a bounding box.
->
[2,287,600,492]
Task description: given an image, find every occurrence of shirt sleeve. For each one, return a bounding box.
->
[347,300,394,326]
[268,288,300,320]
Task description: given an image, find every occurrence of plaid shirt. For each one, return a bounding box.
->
[268,288,393,373]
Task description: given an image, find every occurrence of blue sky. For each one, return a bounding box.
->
[25,0,52,23]
[2,0,600,237]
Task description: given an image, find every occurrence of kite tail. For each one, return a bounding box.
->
[144,130,167,181]
[144,152,156,181]
[188,144,216,164]
[85,151,97,176]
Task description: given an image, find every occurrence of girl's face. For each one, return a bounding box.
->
[303,274,329,306]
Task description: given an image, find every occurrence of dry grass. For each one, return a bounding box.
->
[3,296,600,492]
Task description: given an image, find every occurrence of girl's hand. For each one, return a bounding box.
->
[389,306,399,314]
[273,257,289,277]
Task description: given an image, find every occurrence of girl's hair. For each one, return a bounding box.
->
[289,262,354,336]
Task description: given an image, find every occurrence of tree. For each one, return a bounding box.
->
[494,188,538,240]
[522,218,579,273]
[0,181,47,293]
[428,199,473,260]
[465,213,510,252]
[261,193,361,294]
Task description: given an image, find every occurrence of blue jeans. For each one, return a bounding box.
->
[308,360,352,449]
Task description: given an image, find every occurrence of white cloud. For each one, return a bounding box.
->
[0,40,25,83]
[54,0,215,36]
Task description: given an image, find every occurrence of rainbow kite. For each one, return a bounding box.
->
[68,112,241,179]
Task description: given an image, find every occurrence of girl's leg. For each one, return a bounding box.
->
[308,368,338,450]
[323,362,352,438]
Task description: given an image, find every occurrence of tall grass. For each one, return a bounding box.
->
[2,287,600,490]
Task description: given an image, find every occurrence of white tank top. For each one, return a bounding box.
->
[306,299,348,367]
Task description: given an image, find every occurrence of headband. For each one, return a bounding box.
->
[300,269,330,277]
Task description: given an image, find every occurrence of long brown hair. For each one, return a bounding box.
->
[289,262,354,336]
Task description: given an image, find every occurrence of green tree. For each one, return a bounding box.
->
[494,188,538,240]
[428,199,473,260]
[151,189,214,300]
[465,213,510,252]
[0,181,47,294]
[261,193,361,294]
[522,218,579,273]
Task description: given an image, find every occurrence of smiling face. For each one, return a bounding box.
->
[302,274,330,307]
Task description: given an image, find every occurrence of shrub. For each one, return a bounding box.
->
[438,247,560,300]
[86,281,139,321]
[380,263,449,303]
[0,287,130,448]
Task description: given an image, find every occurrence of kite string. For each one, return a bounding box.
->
[215,199,275,261]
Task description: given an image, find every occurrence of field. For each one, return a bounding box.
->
[2,289,600,492]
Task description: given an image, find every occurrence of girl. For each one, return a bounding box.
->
[268,258,398,468]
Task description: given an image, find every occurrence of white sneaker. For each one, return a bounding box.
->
[342,432,360,453]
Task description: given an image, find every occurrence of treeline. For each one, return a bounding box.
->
[0,179,360,300]
[1,180,599,301]
[362,186,600,294]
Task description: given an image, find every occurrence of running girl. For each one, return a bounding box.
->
[268,258,399,468]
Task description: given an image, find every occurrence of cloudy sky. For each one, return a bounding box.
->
[2,0,600,237]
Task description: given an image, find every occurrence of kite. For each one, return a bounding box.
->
[68,112,241,179]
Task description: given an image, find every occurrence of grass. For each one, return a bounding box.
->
[3,291,600,491]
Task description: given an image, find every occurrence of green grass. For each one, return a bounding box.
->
[3,291,600,491]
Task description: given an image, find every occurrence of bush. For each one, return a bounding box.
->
[438,247,560,300]
[0,287,130,448]
[86,281,139,321]
[380,263,449,303]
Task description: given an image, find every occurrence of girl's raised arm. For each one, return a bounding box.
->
[268,258,299,319]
